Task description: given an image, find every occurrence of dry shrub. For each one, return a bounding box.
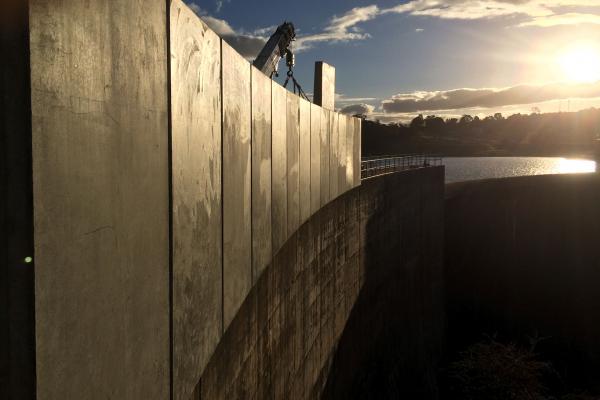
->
[447,339,552,400]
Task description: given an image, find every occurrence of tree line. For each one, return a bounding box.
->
[360,108,600,158]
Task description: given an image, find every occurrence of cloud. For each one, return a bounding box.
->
[188,0,600,60]
[295,5,380,51]
[381,81,600,113]
[517,12,600,27]
[188,3,382,55]
[340,103,375,115]
[186,4,268,59]
[382,0,600,27]
[187,2,202,15]
[293,0,600,52]
[336,93,378,103]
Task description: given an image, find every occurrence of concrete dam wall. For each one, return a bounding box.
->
[1,0,384,398]
[445,173,600,390]
[197,167,445,399]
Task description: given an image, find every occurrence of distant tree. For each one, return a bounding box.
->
[459,115,474,125]
[425,115,445,130]
[494,112,504,121]
[410,114,425,129]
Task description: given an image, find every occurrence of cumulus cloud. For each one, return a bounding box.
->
[340,103,375,115]
[381,81,600,113]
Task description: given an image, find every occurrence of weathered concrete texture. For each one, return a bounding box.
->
[337,116,347,195]
[320,109,331,206]
[198,167,445,400]
[299,98,311,225]
[251,67,272,282]
[222,41,252,331]
[329,112,339,201]
[1,1,35,398]
[313,61,336,111]
[345,116,355,191]
[29,1,170,398]
[310,103,321,215]
[287,92,300,236]
[445,174,600,390]
[353,118,361,187]
[272,82,288,253]
[170,3,222,398]
[324,167,446,399]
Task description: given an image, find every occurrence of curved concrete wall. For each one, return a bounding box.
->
[196,167,445,400]
[445,173,600,390]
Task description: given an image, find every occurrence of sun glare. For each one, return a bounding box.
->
[557,45,600,83]
[557,158,596,174]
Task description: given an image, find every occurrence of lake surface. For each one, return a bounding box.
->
[443,157,597,183]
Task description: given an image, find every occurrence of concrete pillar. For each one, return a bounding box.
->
[313,61,336,111]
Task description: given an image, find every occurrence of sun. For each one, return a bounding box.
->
[557,44,600,83]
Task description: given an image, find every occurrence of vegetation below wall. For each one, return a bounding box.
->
[360,108,600,157]
[439,336,600,400]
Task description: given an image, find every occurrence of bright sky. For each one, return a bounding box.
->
[186,0,600,122]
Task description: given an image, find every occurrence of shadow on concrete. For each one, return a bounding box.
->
[322,167,445,399]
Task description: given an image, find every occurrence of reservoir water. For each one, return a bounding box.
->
[443,157,597,183]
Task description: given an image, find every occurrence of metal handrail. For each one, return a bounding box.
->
[361,154,442,179]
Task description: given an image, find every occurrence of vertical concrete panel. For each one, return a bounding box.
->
[320,108,330,207]
[346,115,355,191]
[272,83,287,253]
[313,61,336,111]
[353,117,362,188]
[299,98,311,225]
[287,92,300,235]
[251,67,272,282]
[310,104,321,215]
[222,41,252,331]
[329,112,339,200]
[29,1,169,398]
[338,115,347,196]
[170,3,222,398]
